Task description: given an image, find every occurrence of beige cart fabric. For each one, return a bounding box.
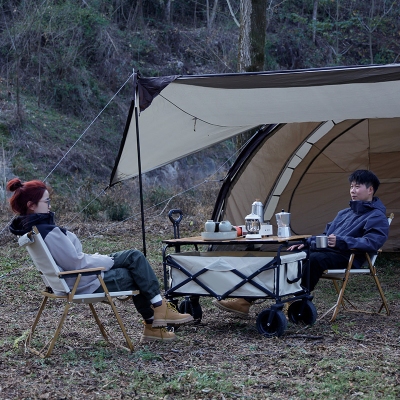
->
[169,251,307,297]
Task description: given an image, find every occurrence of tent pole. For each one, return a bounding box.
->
[134,72,147,257]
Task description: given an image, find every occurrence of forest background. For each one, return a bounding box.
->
[1,0,400,220]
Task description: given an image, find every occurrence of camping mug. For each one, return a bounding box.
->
[316,235,328,248]
[204,220,216,232]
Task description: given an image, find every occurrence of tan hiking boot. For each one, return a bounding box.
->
[152,299,194,328]
[213,298,251,317]
[140,323,176,343]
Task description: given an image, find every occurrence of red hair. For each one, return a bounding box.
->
[7,178,48,215]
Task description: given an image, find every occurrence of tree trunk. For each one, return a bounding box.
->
[312,0,318,44]
[368,0,375,64]
[238,0,252,72]
[165,0,172,25]
[131,0,144,29]
[193,0,197,27]
[335,0,340,63]
[238,0,267,72]
[209,0,219,31]
[226,0,240,27]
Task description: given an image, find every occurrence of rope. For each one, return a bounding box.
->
[42,73,134,182]
[1,85,253,249]
[76,141,247,242]
[0,130,249,241]
[0,73,134,236]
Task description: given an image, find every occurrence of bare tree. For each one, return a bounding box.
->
[226,0,240,26]
[207,0,219,31]
[238,0,267,72]
[312,0,318,44]
[355,0,397,64]
[165,0,172,25]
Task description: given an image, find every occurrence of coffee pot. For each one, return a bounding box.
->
[251,199,264,223]
[275,209,291,238]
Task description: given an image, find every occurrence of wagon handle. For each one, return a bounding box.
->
[168,209,183,239]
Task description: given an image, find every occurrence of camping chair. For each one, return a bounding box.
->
[19,226,139,358]
[319,213,394,322]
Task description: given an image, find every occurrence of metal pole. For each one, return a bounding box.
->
[133,71,147,256]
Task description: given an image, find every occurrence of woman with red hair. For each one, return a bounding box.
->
[7,178,193,342]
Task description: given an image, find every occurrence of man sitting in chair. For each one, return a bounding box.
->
[7,178,193,342]
[214,169,389,317]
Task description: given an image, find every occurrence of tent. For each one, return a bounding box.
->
[110,64,400,252]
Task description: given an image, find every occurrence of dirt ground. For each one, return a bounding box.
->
[1,218,399,399]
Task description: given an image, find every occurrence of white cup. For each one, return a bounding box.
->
[204,220,215,232]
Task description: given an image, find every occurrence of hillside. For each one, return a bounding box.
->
[1,0,400,210]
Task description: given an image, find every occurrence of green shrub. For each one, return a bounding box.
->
[106,201,130,221]
[144,186,175,210]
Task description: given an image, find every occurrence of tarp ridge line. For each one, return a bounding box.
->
[159,94,251,129]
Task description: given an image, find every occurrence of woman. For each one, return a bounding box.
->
[7,178,193,342]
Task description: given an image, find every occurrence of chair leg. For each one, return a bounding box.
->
[27,297,72,358]
[28,278,82,358]
[29,296,48,337]
[89,303,111,341]
[43,302,72,358]
[330,254,355,322]
[98,276,134,352]
[332,280,346,308]
[26,296,48,355]
[366,255,390,316]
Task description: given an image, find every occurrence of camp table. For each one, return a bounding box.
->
[162,233,317,337]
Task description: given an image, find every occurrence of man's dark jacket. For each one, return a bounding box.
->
[307,197,389,267]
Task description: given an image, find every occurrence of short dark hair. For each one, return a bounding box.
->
[348,170,380,194]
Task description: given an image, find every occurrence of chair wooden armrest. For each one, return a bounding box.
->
[58,267,106,277]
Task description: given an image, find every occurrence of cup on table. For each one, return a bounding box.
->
[316,235,328,248]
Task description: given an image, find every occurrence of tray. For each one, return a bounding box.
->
[201,231,238,241]
[245,233,262,239]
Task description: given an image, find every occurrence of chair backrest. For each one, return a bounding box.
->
[367,213,394,266]
[19,226,70,294]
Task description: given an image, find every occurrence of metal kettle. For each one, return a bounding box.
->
[275,209,291,237]
[251,199,264,223]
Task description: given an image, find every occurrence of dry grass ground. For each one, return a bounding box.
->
[1,214,399,399]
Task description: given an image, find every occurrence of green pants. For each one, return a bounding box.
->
[94,249,160,320]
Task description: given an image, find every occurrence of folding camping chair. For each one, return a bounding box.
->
[19,226,139,358]
[319,213,394,322]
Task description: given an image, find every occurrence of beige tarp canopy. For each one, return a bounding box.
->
[110,64,400,251]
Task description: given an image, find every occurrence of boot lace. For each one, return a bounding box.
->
[166,301,180,314]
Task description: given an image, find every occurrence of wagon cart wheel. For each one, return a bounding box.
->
[256,309,287,337]
[287,300,317,325]
[179,299,203,323]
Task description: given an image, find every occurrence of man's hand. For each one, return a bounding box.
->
[328,234,336,247]
[287,243,305,251]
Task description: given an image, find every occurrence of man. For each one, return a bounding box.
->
[214,170,389,316]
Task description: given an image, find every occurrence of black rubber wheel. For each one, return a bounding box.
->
[179,299,203,323]
[179,299,193,315]
[256,309,287,337]
[191,303,203,321]
[287,300,317,325]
